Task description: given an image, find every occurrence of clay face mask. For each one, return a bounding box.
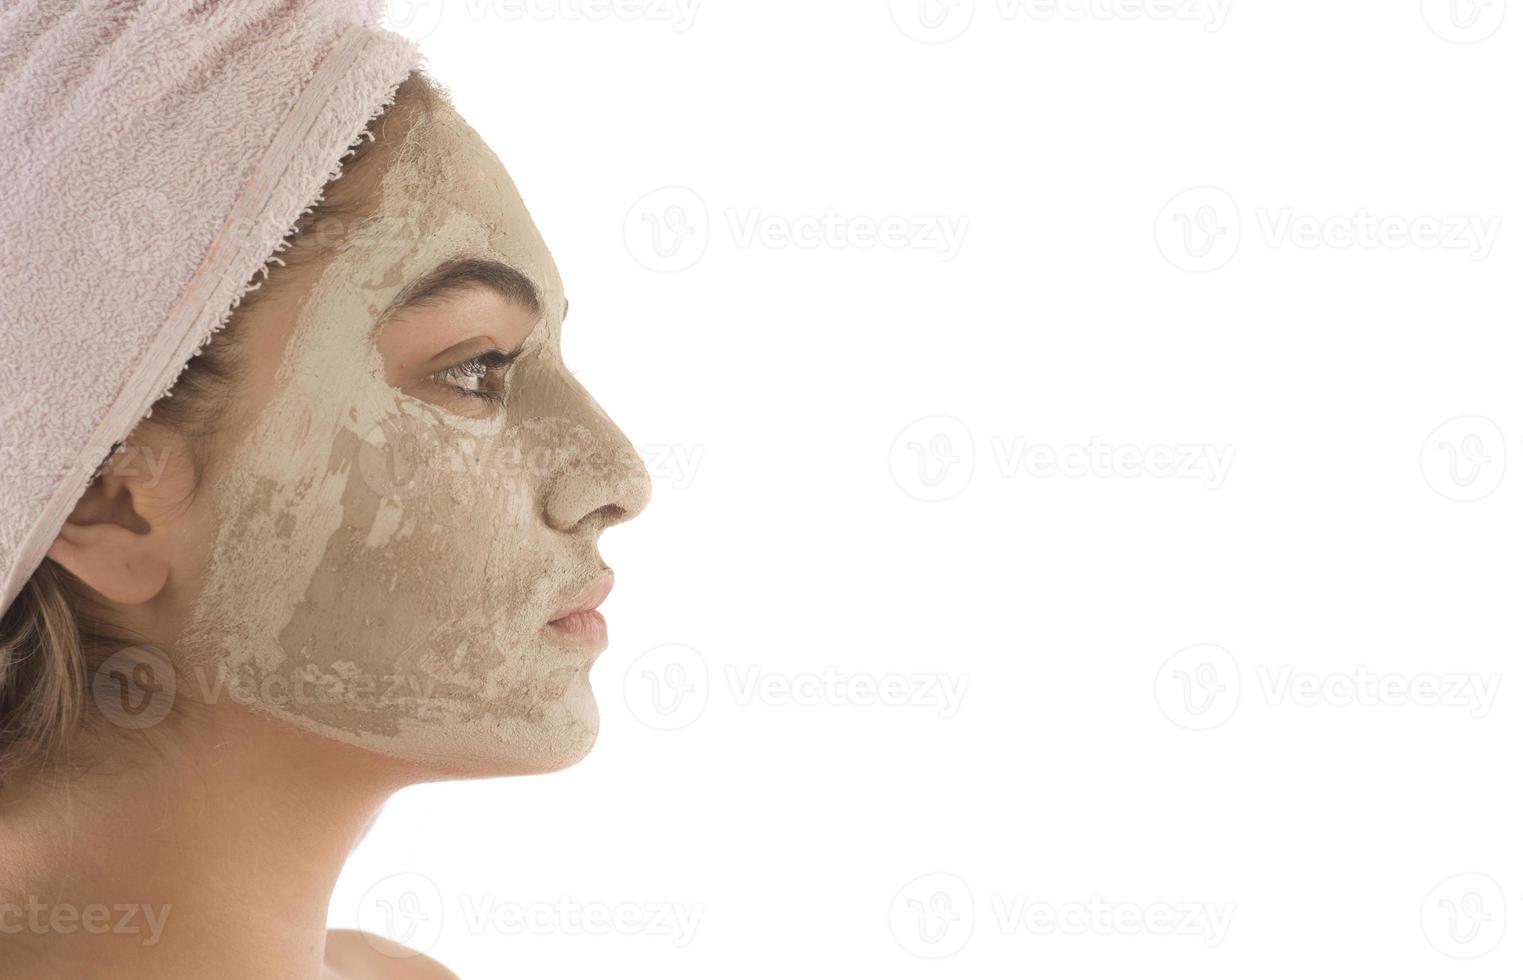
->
[175,104,649,773]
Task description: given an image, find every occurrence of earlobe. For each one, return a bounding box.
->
[46,520,171,606]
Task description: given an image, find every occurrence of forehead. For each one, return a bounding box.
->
[374,104,566,334]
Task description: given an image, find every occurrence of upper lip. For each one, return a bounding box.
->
[546,571,614,623]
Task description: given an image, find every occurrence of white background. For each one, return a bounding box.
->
[329,1,1523,976]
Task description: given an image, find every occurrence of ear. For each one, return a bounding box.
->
[46,438,180,607]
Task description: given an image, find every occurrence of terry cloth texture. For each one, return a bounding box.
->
[0,1,421,615]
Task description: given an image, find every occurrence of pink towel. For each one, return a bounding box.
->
[0,1,420,615]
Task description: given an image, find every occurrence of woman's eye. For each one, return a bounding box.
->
[430,349,518,408]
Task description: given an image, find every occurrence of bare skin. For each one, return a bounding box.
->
[0,102,649,979]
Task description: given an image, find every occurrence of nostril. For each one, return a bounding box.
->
[591,503,627,529]
[544,500,628,534]
[540,427,653,532]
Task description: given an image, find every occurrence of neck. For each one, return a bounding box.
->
[0,704,405,980]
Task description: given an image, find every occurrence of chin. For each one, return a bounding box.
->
[256,660,605,779]
[410,686,602,780]
[524,685,601,774]
[528,717,600,775]
[422,724,599,780]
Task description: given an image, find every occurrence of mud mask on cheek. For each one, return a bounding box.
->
[176,108,625,772]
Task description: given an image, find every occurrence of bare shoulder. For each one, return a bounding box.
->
[324,929,461,980]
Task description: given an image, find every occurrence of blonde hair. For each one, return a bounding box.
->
[0,69,448,786]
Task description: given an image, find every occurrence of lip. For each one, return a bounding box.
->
[544,572,614,653]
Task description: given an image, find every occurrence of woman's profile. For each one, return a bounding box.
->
[0,3,649,977]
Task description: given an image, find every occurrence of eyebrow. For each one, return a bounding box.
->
[377,257,543,326]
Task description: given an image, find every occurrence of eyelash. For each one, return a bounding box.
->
[431,349,518,408]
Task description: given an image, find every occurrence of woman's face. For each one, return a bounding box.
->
[168,103,651,775]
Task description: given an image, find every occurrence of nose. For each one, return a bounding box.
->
[533,365,652,535]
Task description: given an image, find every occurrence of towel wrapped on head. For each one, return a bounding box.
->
[0,0,422,615]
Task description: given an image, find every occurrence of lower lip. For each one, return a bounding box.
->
[545,609,608,653]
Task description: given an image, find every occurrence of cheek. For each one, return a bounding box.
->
[275,398,569,678]
[180,390,597,741]
[281,406,547,672]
